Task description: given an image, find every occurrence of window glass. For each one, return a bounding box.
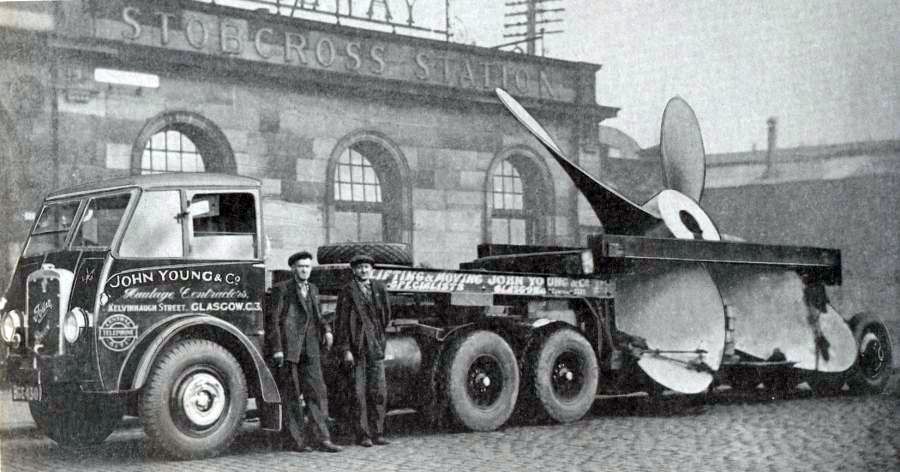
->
[492,161,524,211]
[333,143,390,241]
[490,158,530,244]
[72,193,132,248]
[140,129,205,174]
[334,148,381,203]
[188,192,257,260]
[119,191,183,258]
[23,201,81,257]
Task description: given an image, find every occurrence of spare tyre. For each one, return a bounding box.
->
[317,242,413,266]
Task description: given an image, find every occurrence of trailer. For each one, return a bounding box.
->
[0,89,892,460]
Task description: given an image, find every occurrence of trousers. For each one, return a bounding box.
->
[349,351,386,440]
[282,355,330,447]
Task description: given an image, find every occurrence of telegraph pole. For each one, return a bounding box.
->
[501,0,564,55]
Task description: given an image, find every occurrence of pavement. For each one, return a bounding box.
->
[1,369,897,436]
[1,387,898,472]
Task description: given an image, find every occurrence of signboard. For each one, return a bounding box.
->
[372,268,613,298]
[88,1,579,102]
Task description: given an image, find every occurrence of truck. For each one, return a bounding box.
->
[0,89,892,460]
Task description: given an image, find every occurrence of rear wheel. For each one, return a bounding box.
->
[846,313,893,394]
[141,339,247,460]
[528,329,599,423]
[444,330,519,431]
[29,384,123,448]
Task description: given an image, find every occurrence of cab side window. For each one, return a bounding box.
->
[119,190,183,258]
[188,193,257,260]
[73,193,131,248]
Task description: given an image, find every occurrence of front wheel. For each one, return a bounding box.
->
[141,339,248,460]
[29,384,124,448]
[846,313,893,394]
[444,330,519,431]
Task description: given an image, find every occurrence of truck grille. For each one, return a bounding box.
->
[27,272,63,355]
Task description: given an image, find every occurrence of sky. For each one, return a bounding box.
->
[435,0,899,154]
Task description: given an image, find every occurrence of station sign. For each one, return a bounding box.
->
[89,0,581,102]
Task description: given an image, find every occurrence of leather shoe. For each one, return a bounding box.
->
[292,444,313,453]
[318,440,342,453]
[358,437,374,447]
[373,436,390,446]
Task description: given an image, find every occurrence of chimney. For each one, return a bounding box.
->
[765,117,777,173]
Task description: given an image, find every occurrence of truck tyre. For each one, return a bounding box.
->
[846,313,893,394]
[316,242,413,266]
[28,384,124,448]
[528,328,599,423]
[141,339,248,460]
[444,330,519,431]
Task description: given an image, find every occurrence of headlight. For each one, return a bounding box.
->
[1,310,21,343]
[580,249,595,274]
[63,308,88,344]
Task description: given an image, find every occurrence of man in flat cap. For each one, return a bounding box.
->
[267,251,342,453]
[334,254,392,447]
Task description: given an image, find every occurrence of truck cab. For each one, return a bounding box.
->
[1,173,280,459]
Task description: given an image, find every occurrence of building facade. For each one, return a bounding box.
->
[0,0,614,287]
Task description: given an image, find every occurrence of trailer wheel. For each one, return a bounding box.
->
[316,242,413,266]
[28,385,124,448]
[141,339,248,460]
[444,330,519,431]
[528,329,598,423]
[846,313,893,394]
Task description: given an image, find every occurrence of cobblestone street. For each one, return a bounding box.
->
[1,388,897,472]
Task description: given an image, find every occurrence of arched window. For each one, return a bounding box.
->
[332,145,384,241]
[140,129,204,174]
[491,160,526,244]
[486,148,553,245]
[132,111,235,175]
[326,133,411,244]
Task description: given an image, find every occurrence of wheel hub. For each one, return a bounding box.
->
[551,352,583,399]
[180,372,226,428]
[467,355,502,407]
[859,332,886,376]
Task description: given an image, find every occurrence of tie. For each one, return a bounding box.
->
[359,281,371,298]
[299,282,309,298]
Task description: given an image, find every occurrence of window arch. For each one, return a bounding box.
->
[485,146,554,245]
[131,111,235,175]
[326,131,411,244]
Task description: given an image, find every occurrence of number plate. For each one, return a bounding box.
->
[11,384,41,402]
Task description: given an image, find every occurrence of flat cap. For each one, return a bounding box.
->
[287,251,313,267]
[349,254,375,266]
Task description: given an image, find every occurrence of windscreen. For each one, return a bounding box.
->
[23,201,81,257]
[24,192,133,257]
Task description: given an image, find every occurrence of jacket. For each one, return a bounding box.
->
[334,279,391,359]
[266,278,331,363]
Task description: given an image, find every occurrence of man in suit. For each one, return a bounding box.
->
[334,254,391,447]
[267,251,342,453]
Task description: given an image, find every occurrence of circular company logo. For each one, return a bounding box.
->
[99,314,139,352]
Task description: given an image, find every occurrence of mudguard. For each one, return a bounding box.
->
[121,314,281,429]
